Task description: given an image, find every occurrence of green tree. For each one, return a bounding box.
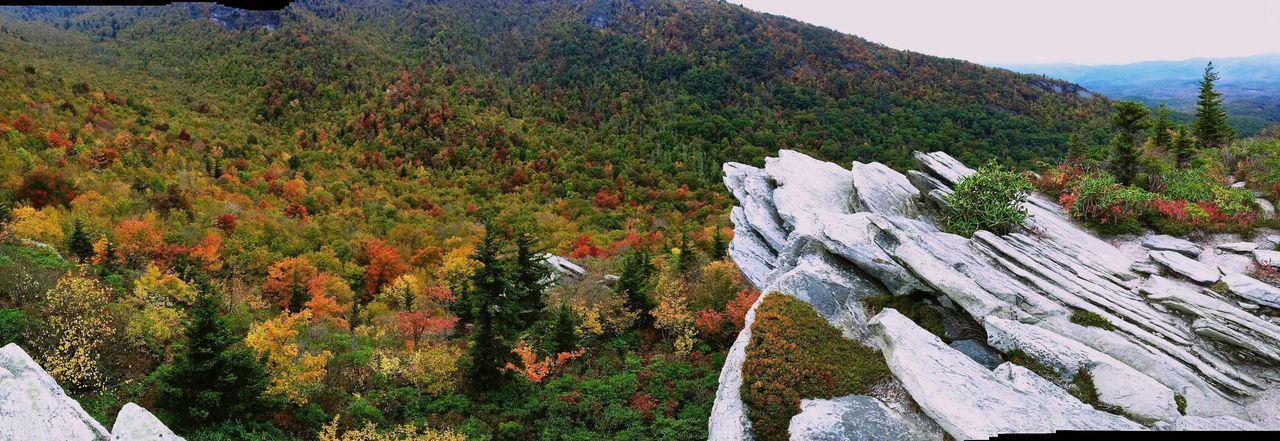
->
[1193,62,1234,151]
[155,291,269,430]
[1149,103,1173,150]
[1170,125,1197,167]
[1066,131,1089,161]
[549,302,579,354]
[459,221,517,390]
[67,218,93,263]
[511,232,550,329]
[616,250,655,320]
[1109,100,1151,185]
[708,228,727,261]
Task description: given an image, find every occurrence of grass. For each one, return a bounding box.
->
[1069,310,1116,331]
[1003,349,1058,380]
[1069,368,1099,405]
[863,294,946,341]
[742,294,890,441]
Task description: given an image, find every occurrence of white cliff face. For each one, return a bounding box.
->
[0,344,182,441]
[712,149,1280,439]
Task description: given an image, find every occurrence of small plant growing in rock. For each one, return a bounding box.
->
[1070,368,1100,405]
[1069,310,1116,331]
[863,294,946,341]
[941,161,1033,237]
[1003,349,1058,379]
[1175,394,1187,416]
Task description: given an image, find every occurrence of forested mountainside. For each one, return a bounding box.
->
[0,1,1114,439]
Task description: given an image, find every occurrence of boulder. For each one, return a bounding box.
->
[912,151,974,186]
[983,316,1179,423]
[948,339,1001,370]
[1219,273,1280,309]
[1142,235,1202,257]
[0,344,111,441]
[111,403,183,441]
[848,161,920,218]
[868,309,1142,440]
[1257,198,1275,220]
[1143,276,1280,363]
[1217,242,1258,254]
[1215,253,1255,277]
[788,395,929,441]
[1148,250,1221,284]
[541,254,585,280]
[1255,249,1280,268]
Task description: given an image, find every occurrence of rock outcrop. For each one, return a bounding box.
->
[0,344,182,441]
[712,149,1280,439]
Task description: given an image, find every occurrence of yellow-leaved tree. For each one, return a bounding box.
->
[245,310,332,405]
[318,416,464,441]
[10,205,65,246]
[124,264,196,355]
[38,275,117,391]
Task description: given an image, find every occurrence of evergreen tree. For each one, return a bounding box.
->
[1149,103,1172,150]
[67,218,93,263]
[709,228,727,261]
[1193,62,1234,151]
[549,302,579,354]
[1066,131,1088,161]
[1109,100,1151,185]
[155,291,269,430]
[616,249,655,319]
[511,231,550,329]
[460,221,517,390]
[1170,125,1197,167]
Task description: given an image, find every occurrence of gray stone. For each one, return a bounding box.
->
[1220,273,1280,309]
[848,161,921,218]
[541,254,585,280]
[1149,250,1221,284]
[948,339,1001,370]
[788,395,929,441]
[869,309,1142,440]
[913,151,975,186]
[1257,198,1275,220]
[1131,260,1161,275]
[0,343,111,440]
[1217,242,1259,254]
[1154,415,1262,431]
[1216,253,1255,277]
[1142,235,1203,257]
[1255,249,1280,268]
[111,403,184,441]
[1144,275,1280,364]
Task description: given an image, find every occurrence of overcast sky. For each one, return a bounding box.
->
[727,0,1280,66]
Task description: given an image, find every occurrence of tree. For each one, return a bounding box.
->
[362,240,408,302]
[1109,100,1151,185]
[458,222,517,390]
[548,302,579,354]
[67,218,94,263]
[1149,103,1173,150]
[1066,131,1089,161]
[1193,62,1234,151]
[1170,125,1197,167]
[37,276,116,391]
[245,310,332,405]
[511,232,550,328]
[262,257,319,312]
[616,249,655,321]
[709,228,727,261]
[155,291,269,430]
[16,169,77,209]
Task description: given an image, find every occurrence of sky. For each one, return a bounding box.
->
[727,0,1280,66]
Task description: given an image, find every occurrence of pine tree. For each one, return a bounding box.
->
[1149,103,1172,150]
[155,291,269,429]
[1109,100,1151,185]
[511,231,550,329]
[616,249,655,319]
[67,218,93,263]
[1193,62,1234,151]
[1066,131,1088,161]
[460,221,517,390]
[549,302,578,354]
[709,228,727,261]
[1170,125,1197,167]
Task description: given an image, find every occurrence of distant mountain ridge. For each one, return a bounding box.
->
[1004,53,1280,136]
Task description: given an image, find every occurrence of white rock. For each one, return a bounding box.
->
[983,316,1179,423]
[1219,273,1280,309]
[1143,275,1280,364]
[1216,253,1255,276]
[541,254,585,279]
[1217,242,1258,254]
[848,161,921,218]
[0,343,111,441]
[1255,249,1280,268]
[788,395,930,441]
[1155,415,1262,431]
[1257,199,1275,220]
[1149,250,1221,284]
[869,309,1142,440]
[1142,235,1202,257]
[912,151,975,186]
[111,403,183,441]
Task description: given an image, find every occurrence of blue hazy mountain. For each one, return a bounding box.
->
[1003,53,1280,136]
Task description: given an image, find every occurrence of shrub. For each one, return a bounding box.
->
[1070,368,1100,405]
[15,169,78,209]
[1175,394,1187,416]
[1069,310,1116,331]
[941,162,1033,237]
[863,294,945,340]
[1063,172,1152,235]
[742,294,890,441]
[1003,349,1057,379]
[1158,169,1216,202]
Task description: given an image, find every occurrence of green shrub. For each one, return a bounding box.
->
[941,162,1033,237]
[1160,169,1216,202]
[1175,394,1187,416]
[1003,349,1057,379]
[742,294,890,441]
[0,308,29,346]
[1069,310,1116,331]
[1070,368,1100,405]
[1066,172,1152,235]
[863,294,945,340]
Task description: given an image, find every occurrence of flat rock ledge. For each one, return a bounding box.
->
[711,149,1280,439]
[0,343,183,441]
